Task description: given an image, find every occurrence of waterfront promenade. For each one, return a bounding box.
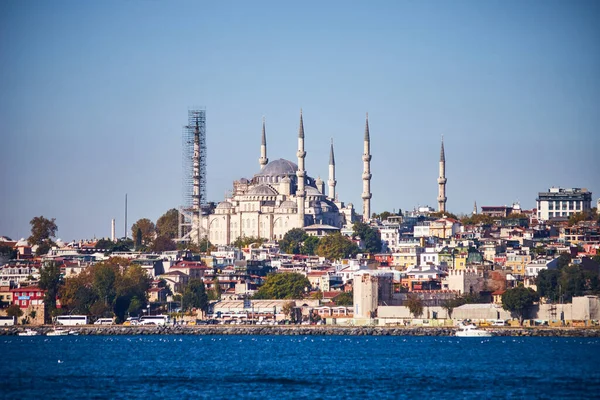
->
[3,325,600,337]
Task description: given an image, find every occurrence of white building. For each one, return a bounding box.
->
[193,112,365,245]
[536,187,592,221]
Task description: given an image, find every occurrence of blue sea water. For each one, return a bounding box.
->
[1,335,599,399]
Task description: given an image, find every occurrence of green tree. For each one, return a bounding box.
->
[28,216,58,253]
[253,272,310,299]
[156,208,179,239]
[6,304,23,321]
[0,243,17,260]
[559,265,586,301]
[557,253,572,269]
[302,236,320,256]
[181,279,208,313]
[430,211,459,220]
[279,228,308,254]
[151,235,177,252]
[38,261,63,323]
[502,286,539,324]
[131,218,156,245]
[353,222,382,254]
[461,214,495,226]
[316,232,359,261]
[406,294,424,318]
[536,269,561,302]
[232,236,266,249]
[334,292,353,306]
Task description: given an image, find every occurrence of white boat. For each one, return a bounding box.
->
[46,328,69,336]
[18,329,39,336]
[68,330,79,336]
[455,324,493,337]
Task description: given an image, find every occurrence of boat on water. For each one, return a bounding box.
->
[455,324,493,337]
[46,328,69,336]
[68,330,79,336]
[18,329,39,336]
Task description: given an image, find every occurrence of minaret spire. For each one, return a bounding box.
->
[437,135,447,213]
[328,138,336,200]
[296,109,306,227]
[362,113,372,222]
[259,116,268,168]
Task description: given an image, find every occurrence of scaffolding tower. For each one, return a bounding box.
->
[178,109,207,243]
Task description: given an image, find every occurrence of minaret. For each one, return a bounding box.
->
[328,138,336,200]
[362,113,372,222]
[473,201,477,215]
[259,117,268,169]
[437,136,447,213]
[296,109,306,227]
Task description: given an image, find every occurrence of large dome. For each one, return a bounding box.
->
[256,159,298,177]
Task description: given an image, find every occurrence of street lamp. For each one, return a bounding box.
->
[147,304,151,316]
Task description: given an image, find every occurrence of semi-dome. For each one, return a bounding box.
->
[256,159,298,177]
[216,201,233,209]
[247,184,278,196]
[278,200,298,209]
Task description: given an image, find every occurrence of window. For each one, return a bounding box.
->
[548,202,553,210]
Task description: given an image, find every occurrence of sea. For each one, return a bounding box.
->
[1,335,599,399]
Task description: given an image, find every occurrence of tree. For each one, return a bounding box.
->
[406,294,424,318]
[302,236,320,256]
[0,243,17,260]
[181,279,208,314]
[6,304,23,321]
[461,214,495,226]
[559,265,586,301]
[253,272,310,299]
[131,218,156,245]
[557,253,572,269]
[39,261,63,323]
[502,286,539,324]
[334,292,353,306]
[316,232,359,261]
[441,296,466,319]
[232,236,266,249]
[281,300,296,321]
[353,222,382,254]
[279,228,308,254]
[151,235,177,252]
[156,208,179,239]
[430,211,459,220]
[536,269,561,302]
[28,216,58,247]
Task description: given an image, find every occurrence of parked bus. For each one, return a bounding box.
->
[0,316,16,326]
[139,315,169,325]
[94,318,114,325]
[55,315,88,326]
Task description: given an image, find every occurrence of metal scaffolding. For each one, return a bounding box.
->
[178,109,207,243]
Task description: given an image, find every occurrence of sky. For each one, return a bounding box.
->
[1,0,599,242]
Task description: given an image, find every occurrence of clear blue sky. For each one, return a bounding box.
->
[1,0,599,242]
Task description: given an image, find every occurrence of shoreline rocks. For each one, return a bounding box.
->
[3,325,600,337]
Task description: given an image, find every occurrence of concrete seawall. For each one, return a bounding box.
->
[3,326,600,337]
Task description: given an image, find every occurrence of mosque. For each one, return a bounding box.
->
[197,111,374,246]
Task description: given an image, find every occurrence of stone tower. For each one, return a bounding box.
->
[259,117,268,169]
[437,136,447,213]
[328,139,336,200]
[296,110,306,227]
[362,113,372,222]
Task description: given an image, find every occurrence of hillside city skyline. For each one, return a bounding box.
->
[1,1,599,241]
